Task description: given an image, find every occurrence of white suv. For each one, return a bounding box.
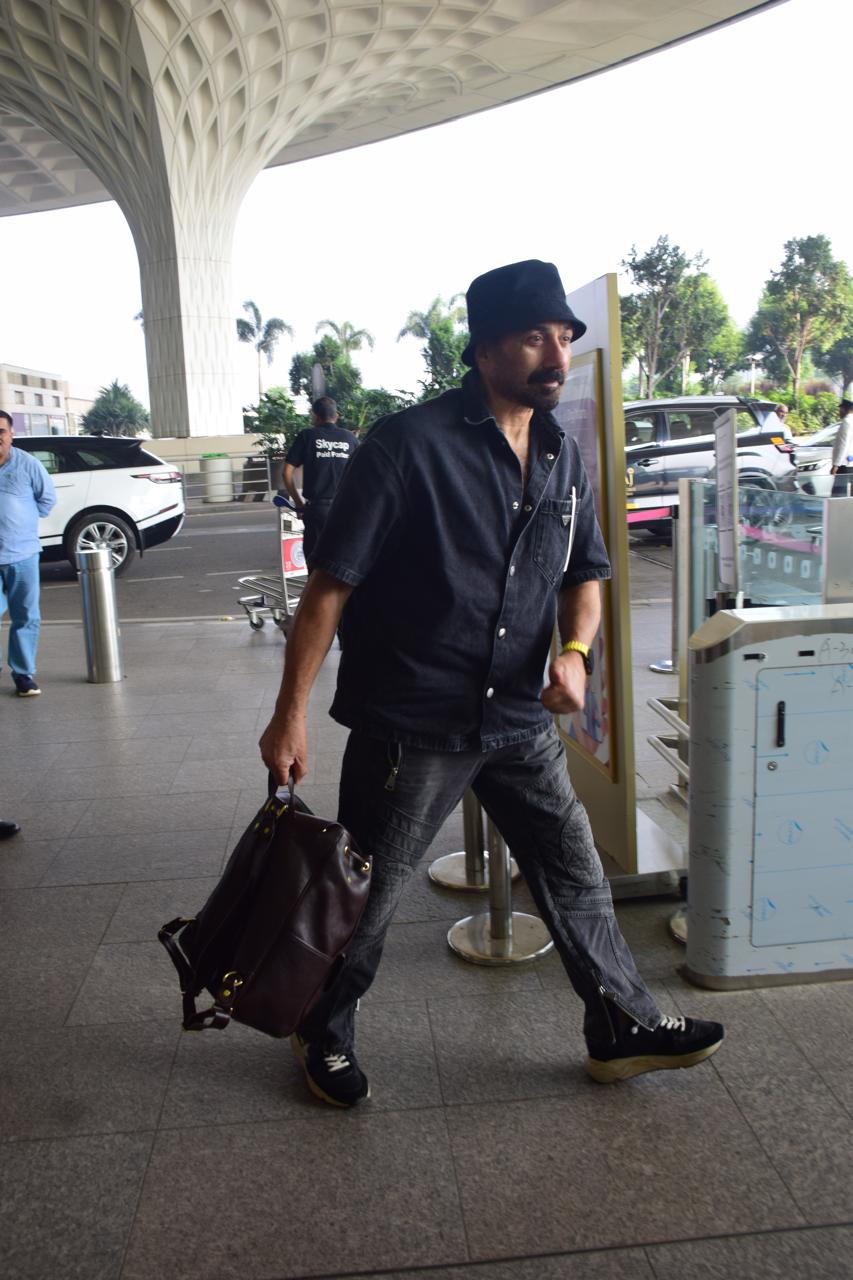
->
[13,435,185,575]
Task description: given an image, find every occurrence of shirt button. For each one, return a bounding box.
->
[512,500,519,510]
[498,627,506,638]
[546,453,555,461]
[524,504,533,512]
[485,687,494,699]
[509,565,516,576]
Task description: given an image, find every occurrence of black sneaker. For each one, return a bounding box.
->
[290,1033,370,1108]
[585,1013,724,1083]
[13,675,40,697]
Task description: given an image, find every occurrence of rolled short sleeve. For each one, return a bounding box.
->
[32,457,57,516]
[310,437,406,587]
[561,442,611,589]
[286,431,307,467]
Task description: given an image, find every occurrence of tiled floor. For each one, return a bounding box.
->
[1,596,851,1279]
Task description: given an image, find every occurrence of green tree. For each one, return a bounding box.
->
[289,334,363,420]
[745,235,851,407]
[398,295,468,400]
[347,387,415,434]
[244,386,307,456]
[815,296,853,393]
[620,236,708,396]
[653,275,742,394]
[81,381,149,436]
[315,319,374,357]
[236,300,293,401]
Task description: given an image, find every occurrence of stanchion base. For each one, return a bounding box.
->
[447,912,553,966]
[668,906,688,945]
[428,851,521,891]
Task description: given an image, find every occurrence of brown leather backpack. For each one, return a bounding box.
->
[158,784,371,1037]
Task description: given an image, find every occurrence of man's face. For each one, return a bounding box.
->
[477,322,573,413]
[0,420,13,465]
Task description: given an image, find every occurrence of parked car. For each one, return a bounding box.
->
[624,395,796,537]
[791,422,839,495]
[13,435,185,575]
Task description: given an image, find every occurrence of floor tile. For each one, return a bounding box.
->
[102,878,219,942]
[169,756,268,793]
[43,762,181,802]
[447,1090,803,1259]
[41,828,229,886]
[1,946,98,1027]
[332,1251,654,1280]
[0,1021,179,1141]
[48,736,191,768]
[132,710,259,739]
[366,918,545,1006]
[1,798,91,840]
[0,1131,153,1280]
[122,1112,467,1279]
[79,790,239,836]
[646,1224,853,1279]
[66,941,187,1026]
[0,883,124,953]
[0,837,64,889]
[183,731,264,760]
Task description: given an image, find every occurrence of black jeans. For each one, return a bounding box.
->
[301,500,334,570]
[298,726,662,1050]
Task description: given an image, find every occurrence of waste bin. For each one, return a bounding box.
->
[201,453,233,503]
[686,603,853,988]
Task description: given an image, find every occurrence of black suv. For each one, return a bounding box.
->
[624,396,796,536]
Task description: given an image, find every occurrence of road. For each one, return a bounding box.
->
[39,504,286,624]
[38,504,675,625]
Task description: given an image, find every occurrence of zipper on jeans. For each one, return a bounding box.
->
[598,982,657,1038]
[384,742,402,791]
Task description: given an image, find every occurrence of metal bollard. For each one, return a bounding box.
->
[447,805,553,965]
[78,546,124,683]
[428,789,520,891]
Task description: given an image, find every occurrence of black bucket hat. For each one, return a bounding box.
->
[461,259,587,365]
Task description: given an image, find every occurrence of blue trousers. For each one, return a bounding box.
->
[299,725,663,1050]
[0,554,42,677]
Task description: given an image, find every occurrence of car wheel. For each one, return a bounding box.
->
[648,520,673,544]
[67,512,137,576]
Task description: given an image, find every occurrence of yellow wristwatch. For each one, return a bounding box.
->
[560,640,593,676]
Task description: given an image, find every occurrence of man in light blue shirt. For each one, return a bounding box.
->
[0,411,56,695]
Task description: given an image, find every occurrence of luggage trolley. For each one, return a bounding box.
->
[238,498,307,632]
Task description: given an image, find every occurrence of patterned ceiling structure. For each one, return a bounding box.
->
[0,0,782,435]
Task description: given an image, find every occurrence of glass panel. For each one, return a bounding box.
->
[688,479,827,607]
[668,410,716,441]
[625,414,657,446]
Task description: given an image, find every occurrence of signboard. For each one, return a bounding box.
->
[281,534,306,578]
[553,350,613,777]
[714,407,739,592]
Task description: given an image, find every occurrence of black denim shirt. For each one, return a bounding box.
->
[312,370,611,751]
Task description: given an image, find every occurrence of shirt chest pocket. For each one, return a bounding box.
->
[532,497,574,586]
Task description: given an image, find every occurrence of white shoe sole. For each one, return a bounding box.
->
[584,1038,722,1083]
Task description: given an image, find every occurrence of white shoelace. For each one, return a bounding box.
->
[628,1014,686,1036]
[656,1014,687,1032]
[324,1051,352,1074]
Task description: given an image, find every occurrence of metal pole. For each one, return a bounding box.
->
[78,546,123,683]
[428,789,520,890]
[447,800,553,965]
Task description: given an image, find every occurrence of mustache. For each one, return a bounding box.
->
[528,368,565,386]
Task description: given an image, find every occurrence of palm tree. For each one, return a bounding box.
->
[237,301,293,400]
[397,295,465,342]
[315,319,374,357]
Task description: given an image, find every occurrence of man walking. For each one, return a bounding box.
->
[0,410,56,695]
[282,397,358,569]
[260,261,723,1107]
[830,384,853,492]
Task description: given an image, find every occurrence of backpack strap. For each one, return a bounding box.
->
[158,917,232,1032]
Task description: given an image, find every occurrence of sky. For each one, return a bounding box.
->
[1,0,851,414]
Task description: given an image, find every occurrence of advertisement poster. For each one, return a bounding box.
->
[281,534,306,578]
[552,350,613,777]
